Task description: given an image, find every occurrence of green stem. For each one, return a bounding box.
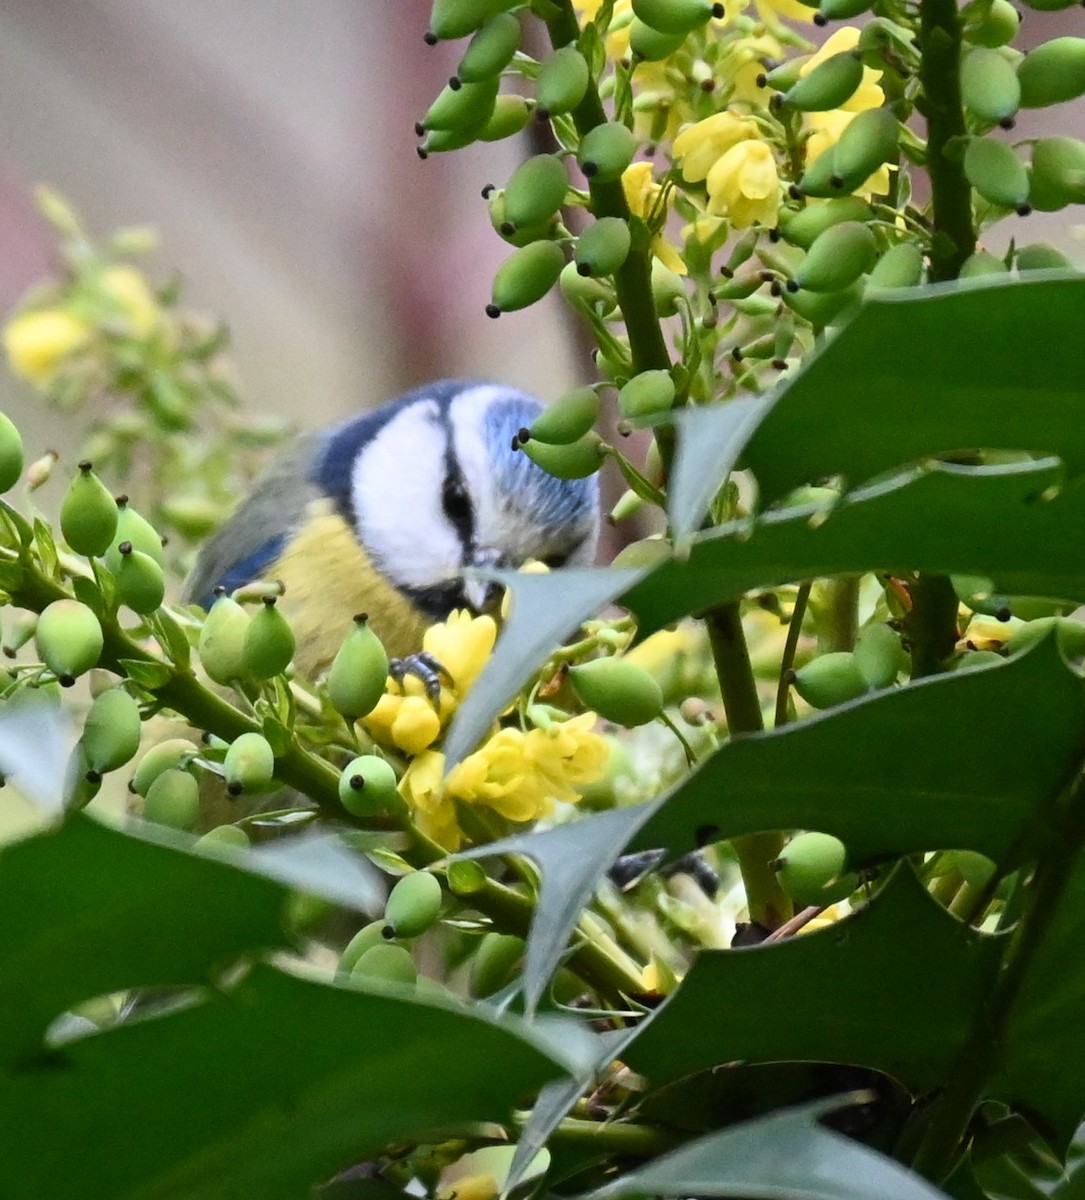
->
[545,3,673,454]
[907,0,976,679]
[909,769,1085,1182]
[517,1115,680,1157]
[774,583,810,729]
[906,572,959,678]
[705,602,792,931]
[815,577,859,654]
[917,0,976,282]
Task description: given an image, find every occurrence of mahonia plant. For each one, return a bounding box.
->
[2,2,1085,1199]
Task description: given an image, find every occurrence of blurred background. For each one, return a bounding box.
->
[0,1,1079,468]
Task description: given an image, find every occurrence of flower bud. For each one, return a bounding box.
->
[351,943,417,987]
[60,461,119,558]
[338,754,401,818]
[773,831,858,907]
[578,122,638,184]
[783,51,864,112]
[569,657,664,726]
[632,0,723,35]
[384,871,443,939]
[198,592,252,686]
[488,241,565,315]
[223,731,277,796]
[457,12,521,82]
[503,154,569,230]
[0,412,23,493]
[327,614,390,720]
[143,767,200,830]
[113,543,166,614]
[131,737,199,796]
[964,137,1030,209]
[1018,37,1085,108]
[617,369,676,419]
[527,387,600,446]
[242,596,296,679]
[574,217,632,277]
[794,221,877,292]
[536,46,590,117]
[520,432,606,480]
[791,650,867,709]
[83,686,142,774]
[961,47,1021,126]
[36,599,104,684]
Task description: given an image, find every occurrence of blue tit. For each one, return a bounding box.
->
[183,379,600,676]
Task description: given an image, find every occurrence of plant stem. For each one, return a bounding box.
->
[514,1114,680,1157]
[917,0,975,282]
[908,0,976,677]
[545,3,673,456]
[909,769,1085,1182]
[705,601,792,930]
[815,577,859,654]
[906,572,959,678]
[774,582,810,729]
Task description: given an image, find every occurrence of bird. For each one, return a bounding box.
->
[182,379,600,679]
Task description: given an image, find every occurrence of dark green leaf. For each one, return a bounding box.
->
[993,849,1085,1148]
[584,1094,950,1200]
[0,963,566,1200]
[742,277,1085,506]
[624,868,1003,1094]
[0,814,286,1066]
[628,636,1085,864]
[247,832,383,913]
[668,400,765,538]
[444,568,644,767]
[456,805,655,1012]
[623,461,1085,636]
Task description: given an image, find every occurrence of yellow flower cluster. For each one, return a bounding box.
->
[402,714,608,850]
[3,264,161,390]
[622,163,686,275]
[365,609,610,850]
[673,112,782,229]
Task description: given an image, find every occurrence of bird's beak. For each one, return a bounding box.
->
[463,548,506,614]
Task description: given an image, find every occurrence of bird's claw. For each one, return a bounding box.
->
[389,651,455,705]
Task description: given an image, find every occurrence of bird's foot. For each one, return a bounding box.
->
[389,651,455,705]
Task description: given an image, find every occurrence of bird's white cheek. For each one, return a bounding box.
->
[350,405,463,589]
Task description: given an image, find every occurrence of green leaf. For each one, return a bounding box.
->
[623,461,1085,637]
[0,814,287,1066]
[668,400,765,538]
[444,568,644,767]
[583,1094,950,1200]
[0,963,566,1200]
[741,276,1085,506]
[628,636,1085,864]
[624,868,1003,1095]
[993,850,1085,1148]
[119,657,175,690]
[247,832,383,913]
[456,805,655,1012]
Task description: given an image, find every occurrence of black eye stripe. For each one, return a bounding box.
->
[441,467,474,546]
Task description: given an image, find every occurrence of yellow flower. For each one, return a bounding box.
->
[525,712,609,799]
[673,112,758,183]
[719,34,784,107]
[422,609,496,696]
[799,27,884,112]
[400,750,462,850]
[706,140,781,228]
[362,609,495,754]
[804,109,892,199]
[447,727,549,823]
[97,265,160,337]
[755,0,818,24]
[3,309,91,387]
[622,162,687,275]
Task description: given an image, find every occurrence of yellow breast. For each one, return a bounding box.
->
[271,500,430,676]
